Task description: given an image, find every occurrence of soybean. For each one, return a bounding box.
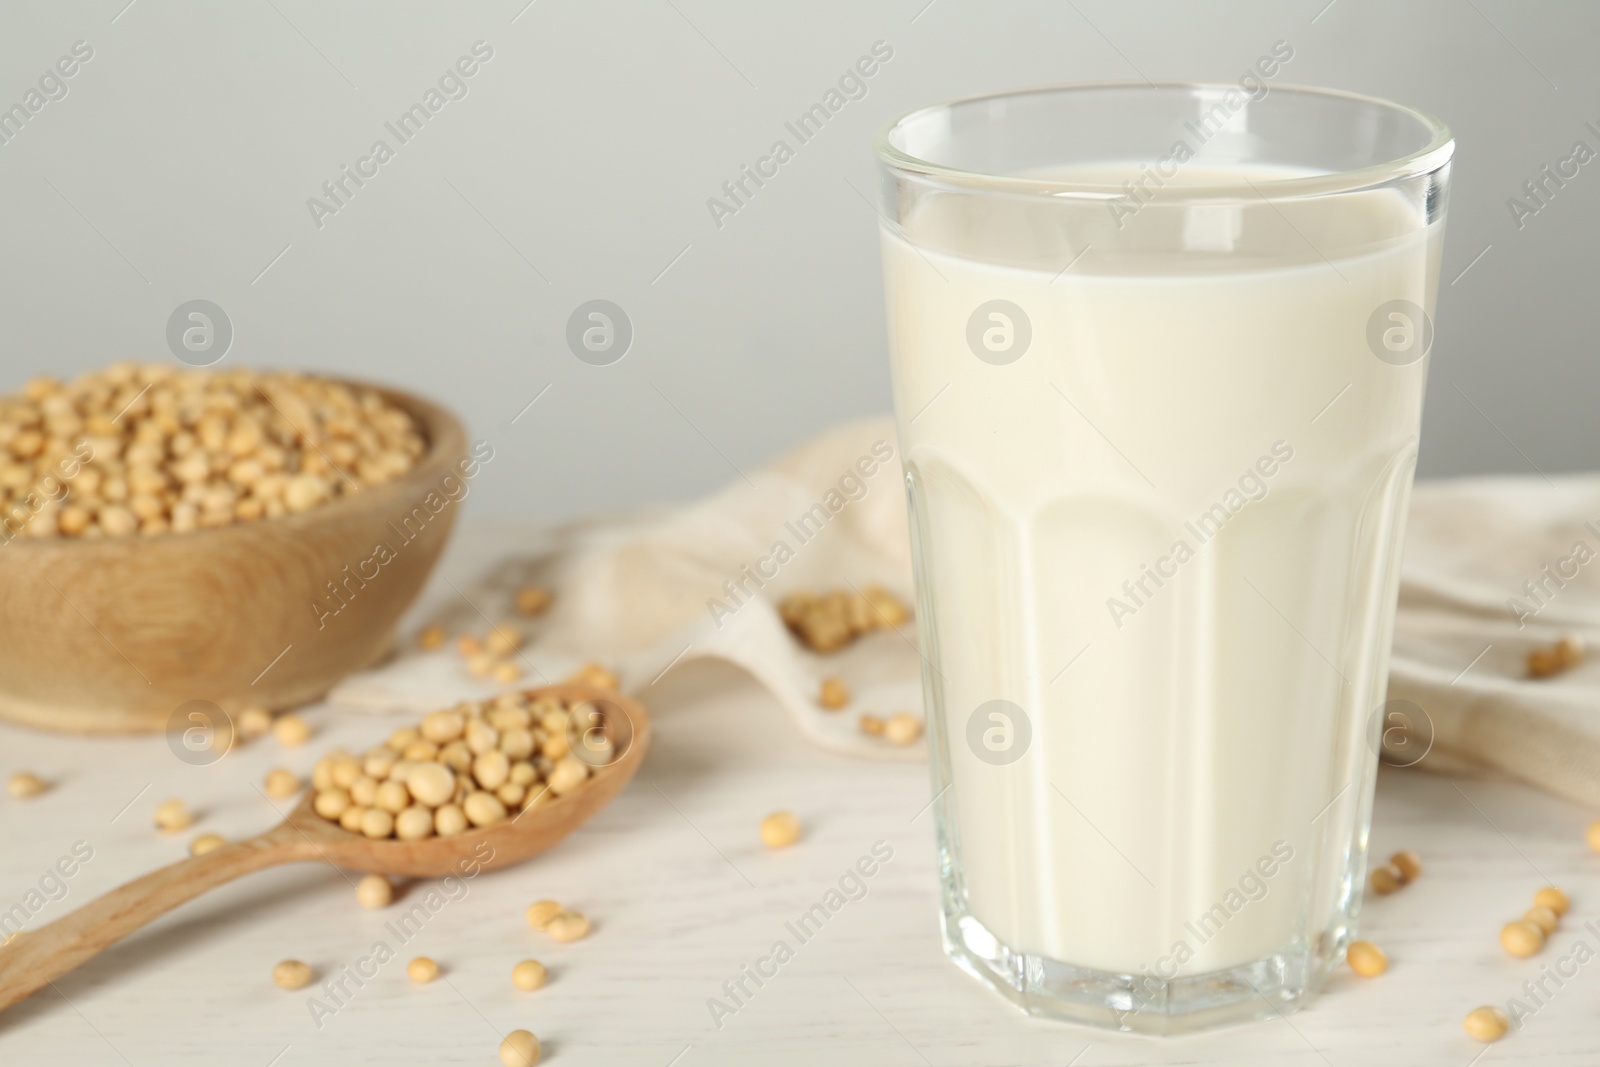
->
[885,712,924,745]
[1389,849,1422,884]
[1346,940,1387,977]
[514,585,552,617]
[155,798,193,832]
[356,874,393,910]
[1524,906,1559,935]
[189,833,225,856]
[274,714,311,747]
[6,773,46,799]
[264,768,301,800]
[395,806,434,841]
[526,900,562,930]
[460,791,504,826]
[511,959,547,991]
[1500,919,1545,958]
[237,707,273,740]
[546,910,590,943]
[1463,1005,1509,1043]
[1533,885,1570,917]
[272,959,314,990]
[499,1030,541,1067]
[760,811,801,849]
[485,626,523,657]
[360,808,395,839]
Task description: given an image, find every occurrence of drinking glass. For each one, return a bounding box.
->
[875,82,1452,1033]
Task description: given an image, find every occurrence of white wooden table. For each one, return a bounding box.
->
[2,528,1598,1066]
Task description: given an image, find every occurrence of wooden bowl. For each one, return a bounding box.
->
[0,380,467,733]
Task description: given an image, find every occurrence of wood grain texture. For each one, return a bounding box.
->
[0,383,467,733]
[0,682,648,1013]
[2,526,1596,1065]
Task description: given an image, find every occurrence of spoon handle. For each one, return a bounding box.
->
[0,821,310,1013]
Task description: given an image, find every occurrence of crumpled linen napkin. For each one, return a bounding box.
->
[1388,475,1600,807]
[332,416,1600,804]
[331,418,925,760]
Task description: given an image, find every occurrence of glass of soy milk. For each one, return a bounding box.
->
[875,83,1452,1033]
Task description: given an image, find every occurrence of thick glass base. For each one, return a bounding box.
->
[942,906,1340,1035]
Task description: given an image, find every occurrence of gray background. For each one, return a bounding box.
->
[0,0,1591,521]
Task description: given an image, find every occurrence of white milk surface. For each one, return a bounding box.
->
[884,168,1437,976]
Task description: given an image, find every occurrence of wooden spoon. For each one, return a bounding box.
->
[0,684,648,1013]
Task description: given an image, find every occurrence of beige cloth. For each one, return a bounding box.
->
[333,419,1600,802]
[332,418,923,759]
[1390,475,1600,806]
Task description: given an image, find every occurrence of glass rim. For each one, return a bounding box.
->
[874,81,1455,201]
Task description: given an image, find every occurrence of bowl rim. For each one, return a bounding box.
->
[0,373,469,556]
